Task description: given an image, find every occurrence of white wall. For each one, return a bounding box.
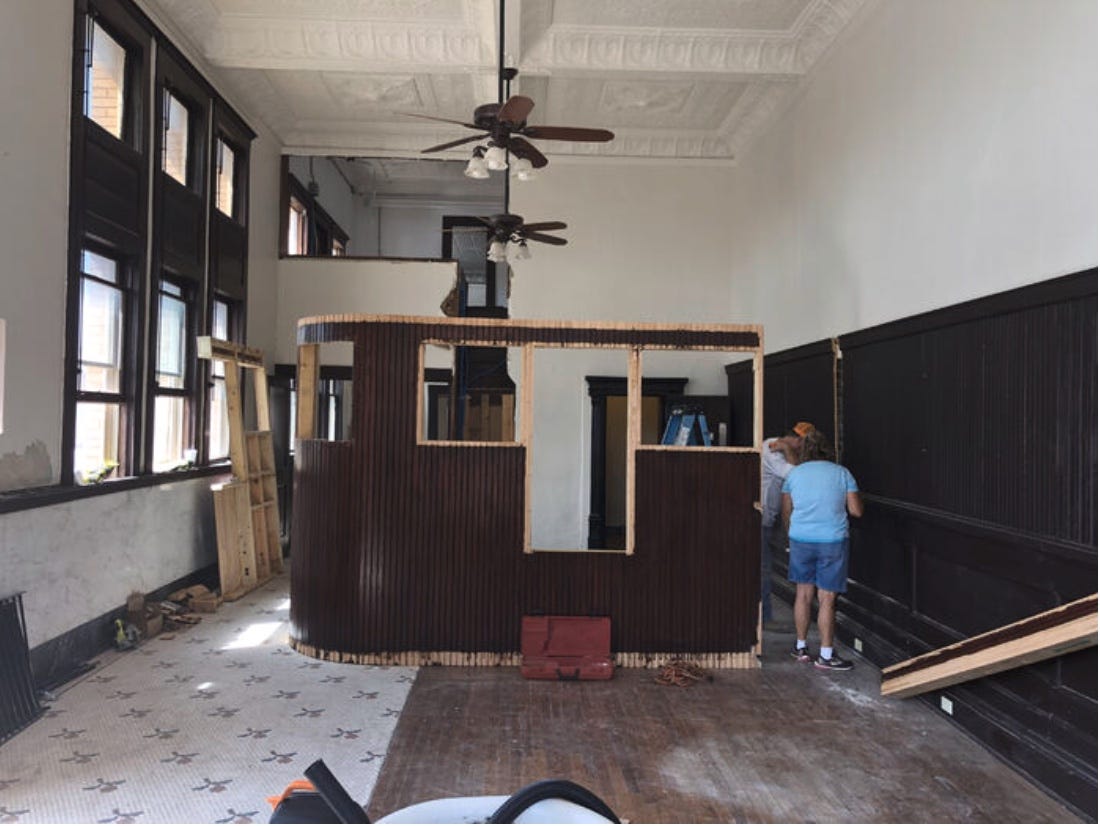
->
[0,0,72,488]
[376,203,501,258]
[3,477,218,648]
[510,162,740,547]
[726,0,1098,352]
[274,258,458,364]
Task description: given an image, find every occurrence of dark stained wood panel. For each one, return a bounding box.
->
[762,269,1097,819]
[211,212,247,299]
[844,292,1098,545]
[160,181,204,278]
[83,138,144,242]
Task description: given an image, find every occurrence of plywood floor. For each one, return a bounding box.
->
[368,614,1082,824]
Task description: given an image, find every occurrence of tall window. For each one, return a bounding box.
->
[215,137,236,218]
[66,0,254,487]
[208,298,232,460]
[85,20,128,140]
[152,279,191,471]
[74,249,128,483]
[162,91,190,185]
[287,196,308,255]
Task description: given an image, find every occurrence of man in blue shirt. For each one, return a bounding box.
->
[781,430,863,670]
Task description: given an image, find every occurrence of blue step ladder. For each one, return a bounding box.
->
[661,406,713,446]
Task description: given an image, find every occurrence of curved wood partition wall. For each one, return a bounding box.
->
[290,315,765,668]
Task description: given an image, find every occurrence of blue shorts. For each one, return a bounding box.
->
[788,539,849,593]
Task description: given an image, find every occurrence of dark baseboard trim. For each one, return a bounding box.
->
[30,562,220,692]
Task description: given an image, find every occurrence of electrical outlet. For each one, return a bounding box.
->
[853,637,863,653]
[940,696,954,716]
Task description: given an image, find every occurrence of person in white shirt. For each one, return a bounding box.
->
[760,421,815,623]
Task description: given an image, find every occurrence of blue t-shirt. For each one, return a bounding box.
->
[781,461,859,543]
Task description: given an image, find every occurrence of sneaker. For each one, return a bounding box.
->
[789,645,812,663]
[814,654,854,671]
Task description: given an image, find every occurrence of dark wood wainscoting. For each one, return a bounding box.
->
[729,269,1098,819]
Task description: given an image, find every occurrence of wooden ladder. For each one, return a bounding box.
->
[198,337,284,601]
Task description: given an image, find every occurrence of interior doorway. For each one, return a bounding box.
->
[585,376,687,549]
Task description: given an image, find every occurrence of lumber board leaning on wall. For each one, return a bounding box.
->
[881,594,1098,699]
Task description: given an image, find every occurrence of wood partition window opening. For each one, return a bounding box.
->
[417,341,525,447]
[408,338,765,557]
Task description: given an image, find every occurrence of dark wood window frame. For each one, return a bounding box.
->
[281,172,349,257]
[73,244,139,479]
[585,376,688,549]
[53,0,254,500]
[147,275,197,471]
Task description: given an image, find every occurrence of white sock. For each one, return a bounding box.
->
[820,646,833,660]
[796,639,807,650]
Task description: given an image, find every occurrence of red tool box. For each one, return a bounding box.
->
[520,615,614,681]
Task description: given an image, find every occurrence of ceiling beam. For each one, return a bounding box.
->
[203,17,496,73]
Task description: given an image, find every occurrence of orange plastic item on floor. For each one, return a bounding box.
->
[266,778,315,809]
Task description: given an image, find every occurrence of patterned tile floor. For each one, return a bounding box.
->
[0,575,416,824]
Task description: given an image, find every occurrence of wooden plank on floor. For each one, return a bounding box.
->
[881,593,1098,699]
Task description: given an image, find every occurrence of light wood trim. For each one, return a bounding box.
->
[625,347,642,556]
[251,369,271,432]
[296,343,319,441]
[301,315,763,336]
[416,440,526,449]
[531,547,630,555]
[197,336,264,368]
[290,641,759,670]
[752,347,764,450]
[410,339,761,352]
[415,342,426,443]
[521,344,534,554]
[881,594,1098,699]
[501,393,515,442]
[636,445,760,454]
[223,357,247,480]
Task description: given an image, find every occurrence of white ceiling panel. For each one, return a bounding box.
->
[547,0,812,32]
[143,0,866,160]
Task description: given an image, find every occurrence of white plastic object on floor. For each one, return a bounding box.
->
[376,795,615,823]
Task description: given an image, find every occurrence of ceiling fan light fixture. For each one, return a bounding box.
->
[487,240,508,263]
[464,147,490,179]
[510,156,536,181]
[514,240,531,260]
[484,144,509,171]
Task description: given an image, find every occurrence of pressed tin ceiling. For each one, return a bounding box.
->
[141,0,866,161]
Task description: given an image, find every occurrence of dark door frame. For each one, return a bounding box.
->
[585,375,687,549]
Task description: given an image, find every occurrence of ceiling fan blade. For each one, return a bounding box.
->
[497,95,535,125]
[524,232,568,246]
[441,227,488,233]
[507,137,549,168]
[521,221,566,232]
[397,111,481,129]
[522,126,615,143]
[421,134,488,153]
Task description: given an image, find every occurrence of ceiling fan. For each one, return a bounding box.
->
[403,91,614,173]
[447,214,567,261]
